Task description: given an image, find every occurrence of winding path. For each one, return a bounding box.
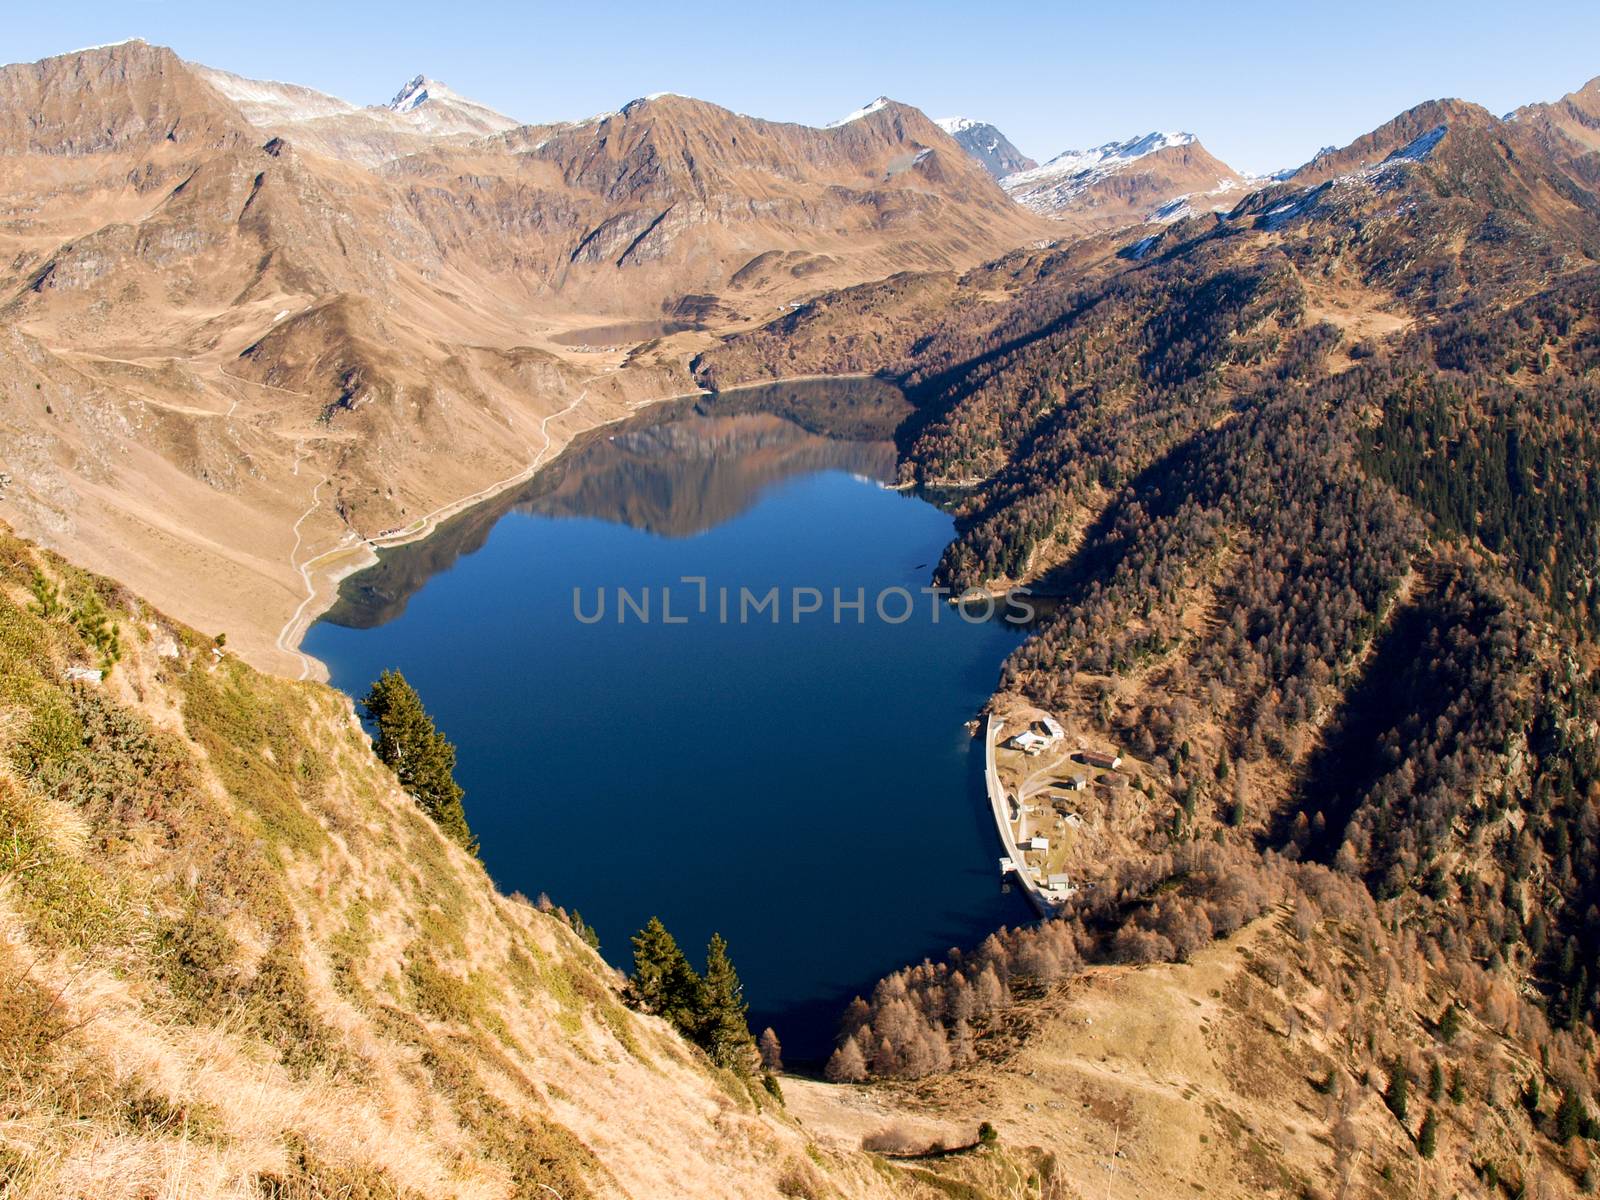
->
[273,388,594,682]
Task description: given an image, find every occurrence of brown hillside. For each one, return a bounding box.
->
[0,44,1051,677]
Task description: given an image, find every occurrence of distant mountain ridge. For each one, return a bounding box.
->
[999,130,1248,229]
[192,61,519,164]
[1510,72,1600,186]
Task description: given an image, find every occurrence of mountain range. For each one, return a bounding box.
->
[0,39,1046,675]
[3,36,1597,683]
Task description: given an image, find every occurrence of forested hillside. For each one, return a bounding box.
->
[697,81,1600,1191]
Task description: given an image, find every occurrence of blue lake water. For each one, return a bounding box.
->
[305,378,1032,1061]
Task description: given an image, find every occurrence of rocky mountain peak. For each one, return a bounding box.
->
[934,116,1037,179]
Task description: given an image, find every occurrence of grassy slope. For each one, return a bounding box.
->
[0,522,918,1200]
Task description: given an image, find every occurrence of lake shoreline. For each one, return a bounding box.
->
[303,380,1031,1059]
[281,372,889,682]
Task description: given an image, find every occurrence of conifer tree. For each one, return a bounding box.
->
[570,910,600,952]
[1385,1060,1410,1121]
[625,918,703,1033]
[700,933,755,1070]
[1557,1088,1585,1144]
[1418,1109,1437,1158]
[28,571,63,619]
[361,670,476,853]
[1438,1002,1461,1043]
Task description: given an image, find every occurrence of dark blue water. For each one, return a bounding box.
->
[305,380,1031,1061]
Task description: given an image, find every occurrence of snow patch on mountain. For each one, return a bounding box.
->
[937,117,1001,154]
[383,74,519,136]
[387,75,438,113]
[935,117,1037,179]
[1005,132,1194,190]
[1001,131,1196,213]
[1149,176,1253,224]
[621,92,689,115]
[67,37,147,55]
[195,66,360,126]
[192,60,520,162]
[826,97,891,128]
[1385,124,1446,163]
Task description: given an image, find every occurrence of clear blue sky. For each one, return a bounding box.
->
[11,0,1600,174]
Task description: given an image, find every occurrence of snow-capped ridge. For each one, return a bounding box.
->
[66,37,148,56]
[825,97,892,128]
[934,116,1038,179]
[195,66,360,125]
[621,92,690,115]
[381,73,519,137]
[388,75,446,113]
[1007,130,1196,189]
[1001,130,1201,214]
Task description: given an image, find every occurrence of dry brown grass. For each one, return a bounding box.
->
[0,529,924,1200]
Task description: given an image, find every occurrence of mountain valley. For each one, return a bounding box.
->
[5,31,1600,1200]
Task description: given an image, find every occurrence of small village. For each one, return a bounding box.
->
[984,709,1125,916]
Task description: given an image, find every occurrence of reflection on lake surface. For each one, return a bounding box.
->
[307,377,1032,1062]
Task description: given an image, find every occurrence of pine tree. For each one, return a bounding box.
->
[1557,1088,1585,1144]
[361,670,475,853]
[699,933,755,1070]
[1438,1002,1461,1043]
[1418,1109,1437,1158]
[71,590,122,674]
[1523,1075,1543,1115]
[28,571,63,619]
[758,1027,783,1073]
[1428,1060,1445,1102]
[1385,1060,1410,1121]
[625,918,703,1034]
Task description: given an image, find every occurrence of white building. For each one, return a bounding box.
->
[1007,730,1050,755]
